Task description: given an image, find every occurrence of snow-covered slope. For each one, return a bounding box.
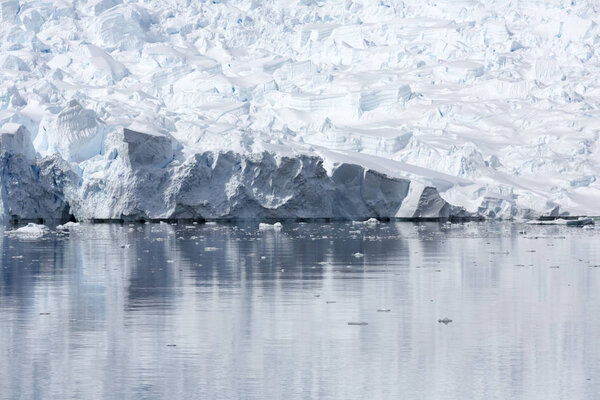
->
[1,0,599,220]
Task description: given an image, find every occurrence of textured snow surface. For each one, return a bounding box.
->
[1,0,599,220]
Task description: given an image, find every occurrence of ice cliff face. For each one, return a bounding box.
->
[70,127,466,220]
[0,125,77,221]
[77,139,459,220]
[35,100,106,163]
[0,124,463,221]
[1,0,599,220]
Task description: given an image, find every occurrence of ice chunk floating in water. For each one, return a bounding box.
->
[8,223,49,238]
[259,222,283,230]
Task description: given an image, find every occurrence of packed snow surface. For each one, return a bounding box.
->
[1,0,599,220]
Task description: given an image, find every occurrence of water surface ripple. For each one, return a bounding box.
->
[0,222,599,399]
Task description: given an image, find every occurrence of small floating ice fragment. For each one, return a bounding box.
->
[352,218,380,225]
[353,252,364,258]
[56,222,80,230]
[9,223,49,239]
[259,222,282,230]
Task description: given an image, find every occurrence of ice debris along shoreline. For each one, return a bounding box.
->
[1,0,600,219]
[0,124,469,221]
[526,217,595,227]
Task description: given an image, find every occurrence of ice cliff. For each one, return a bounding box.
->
[1,0,599,220]
[0,124,464,221]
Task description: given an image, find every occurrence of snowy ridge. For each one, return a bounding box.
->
[1,0,599,220]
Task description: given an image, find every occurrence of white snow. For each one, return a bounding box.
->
[0,0,598,221]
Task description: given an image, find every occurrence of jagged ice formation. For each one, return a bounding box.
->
[1,0,599,220]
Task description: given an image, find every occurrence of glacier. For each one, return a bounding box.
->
[0,124,465,221]
[0,0,599,221]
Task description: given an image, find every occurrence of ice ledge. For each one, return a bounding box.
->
[0,127,472,222]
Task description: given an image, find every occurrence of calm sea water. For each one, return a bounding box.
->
[1,221,599,400]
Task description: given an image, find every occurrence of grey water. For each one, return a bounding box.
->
[1,221,600,400]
